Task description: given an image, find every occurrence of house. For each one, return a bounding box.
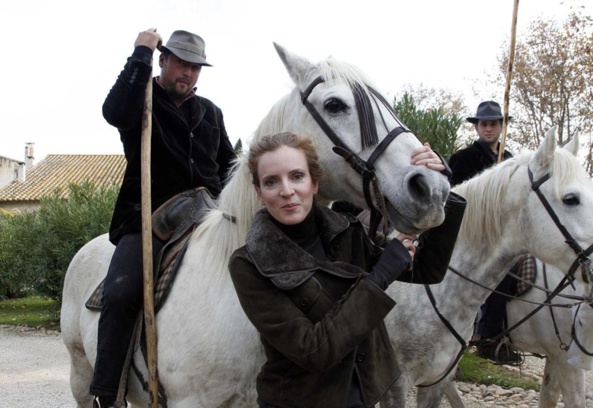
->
[0,143,35,190]
[0,155,23,190]
[0,154,126,213]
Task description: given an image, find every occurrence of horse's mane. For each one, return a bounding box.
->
[452,147,582,248]
[189,155,260,280]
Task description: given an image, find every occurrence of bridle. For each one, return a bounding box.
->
[300,76,411,242]
[528,167,593,283]
[420,164,593,387]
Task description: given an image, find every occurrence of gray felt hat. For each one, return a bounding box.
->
[161,30,212,66]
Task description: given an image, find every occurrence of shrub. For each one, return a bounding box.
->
[0,181,118,301]
[0,211,41,298]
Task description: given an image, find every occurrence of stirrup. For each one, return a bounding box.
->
[93,396,127,408]
[493,338,523,366]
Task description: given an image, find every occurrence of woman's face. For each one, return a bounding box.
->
[255,146,319,225]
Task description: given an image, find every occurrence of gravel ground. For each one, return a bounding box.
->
[1,325,72,407]
[2,324,593,407]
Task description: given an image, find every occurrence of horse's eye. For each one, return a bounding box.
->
[324,98,347,114]
[562,193,580,206]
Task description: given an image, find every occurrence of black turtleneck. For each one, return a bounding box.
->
[271,209,329,261]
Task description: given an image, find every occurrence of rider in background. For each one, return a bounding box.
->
[229,132,466,407]
[448,100,520,364]
[90,28,236,407]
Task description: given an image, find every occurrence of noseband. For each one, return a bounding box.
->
[300,76,410,242]
[528,167,593,283]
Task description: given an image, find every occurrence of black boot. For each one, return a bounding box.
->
[476,339,521,364]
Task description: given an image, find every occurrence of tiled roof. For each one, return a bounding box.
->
[0,154,126,202]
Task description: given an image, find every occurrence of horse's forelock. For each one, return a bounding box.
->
[552,148,586,199]
[317,57,374,89]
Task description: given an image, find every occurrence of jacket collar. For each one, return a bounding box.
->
[245,205,361,289]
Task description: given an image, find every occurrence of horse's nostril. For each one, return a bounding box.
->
[409,174,429,201]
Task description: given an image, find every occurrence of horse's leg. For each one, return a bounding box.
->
[64,340,95,407]
[379,374,413,407]
[539,359,562,408]
[443,380,465,408]
[547,360,586,408]
[416,378,453,408]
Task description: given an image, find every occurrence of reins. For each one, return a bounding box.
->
[300,76,410,243]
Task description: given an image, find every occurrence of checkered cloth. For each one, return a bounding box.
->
[511,254,537,297]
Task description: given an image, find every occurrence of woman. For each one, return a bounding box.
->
[229,132,465,408]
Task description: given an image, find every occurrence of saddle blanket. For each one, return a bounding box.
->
[511,254,537,297]
[85,226,194,313]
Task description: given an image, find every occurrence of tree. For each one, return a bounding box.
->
[397,83,468,119]
[497,12,593,165]
[393,91,465,161]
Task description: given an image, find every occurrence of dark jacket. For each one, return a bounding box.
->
[229,196,466,408]
[103,46,236,244]
[448,140,513,186]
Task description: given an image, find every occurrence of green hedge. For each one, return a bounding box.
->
[0,181,118,300]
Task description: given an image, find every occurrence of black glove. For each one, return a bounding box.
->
[406,191,467,284]
[366,238,412,290]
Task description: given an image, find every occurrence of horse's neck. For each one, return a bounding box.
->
[433,199,525,318]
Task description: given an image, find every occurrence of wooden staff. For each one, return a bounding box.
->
[498,0,520,163]
[141,69,159,407]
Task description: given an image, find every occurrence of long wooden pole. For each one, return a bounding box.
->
[141,71,159,407]
[498,0,520,163]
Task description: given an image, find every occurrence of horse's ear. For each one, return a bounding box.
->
[273,42,315,88]
[532,126,558,174]
[563,133,579,157]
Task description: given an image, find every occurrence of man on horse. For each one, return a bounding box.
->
[90,28,236,407]
[448,100,520,364]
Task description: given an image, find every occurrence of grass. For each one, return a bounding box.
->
[458,350,541,391]
[0,295,60,331]
[0,296,542,392]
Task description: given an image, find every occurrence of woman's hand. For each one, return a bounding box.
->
[396,232,417,260]
[411,143,445,172]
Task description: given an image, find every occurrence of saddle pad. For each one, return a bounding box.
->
[85,227,194,312]
[511,254,537,297]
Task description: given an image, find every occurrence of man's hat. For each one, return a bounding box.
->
[160,30,212,66]
[466,101,512,124]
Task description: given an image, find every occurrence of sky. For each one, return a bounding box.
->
[0,0,588,164]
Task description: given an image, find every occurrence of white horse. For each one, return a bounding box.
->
[503,258,593,408]
[60,44,451,407]
[379,128,593,408]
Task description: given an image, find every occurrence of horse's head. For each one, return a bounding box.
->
[521,127,593,282]
[254,43,450,234]
[456,127,593,282]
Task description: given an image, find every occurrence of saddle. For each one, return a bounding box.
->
[85,187,217,312]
